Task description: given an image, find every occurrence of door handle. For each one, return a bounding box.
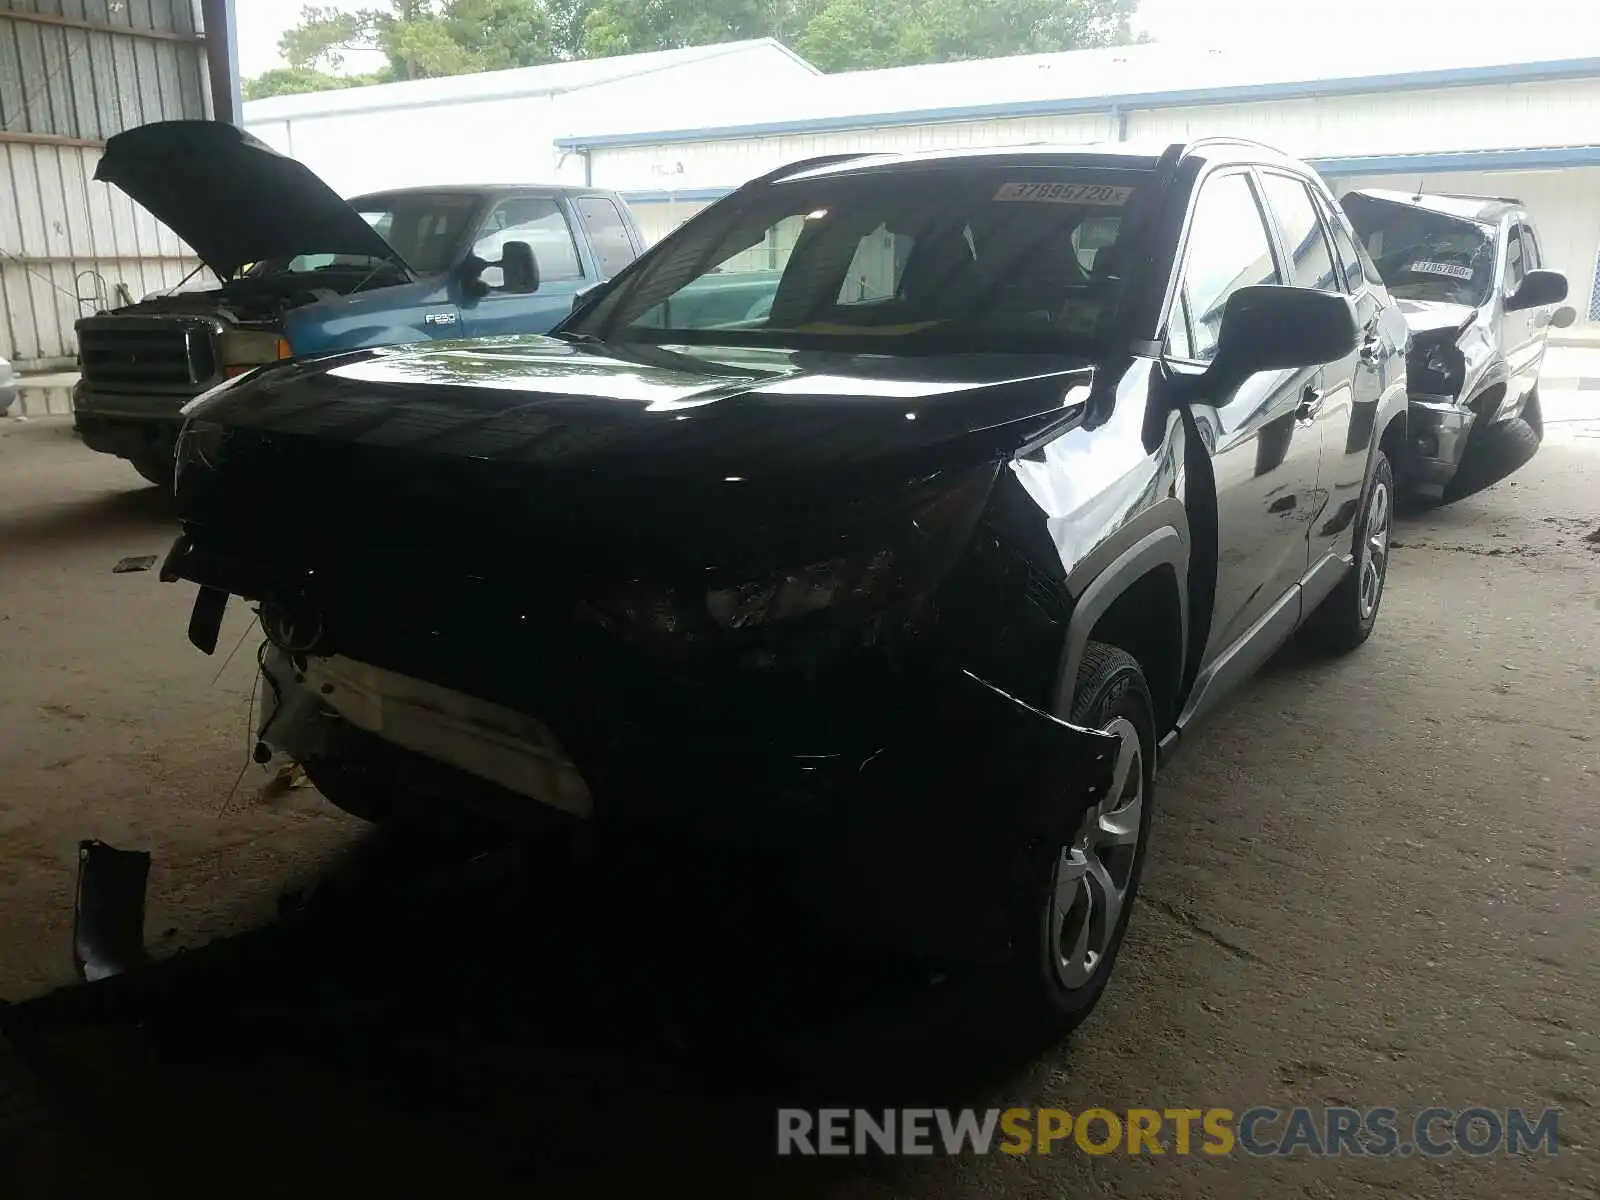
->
[1359,328,1383,366]
[1296,384,1324,424]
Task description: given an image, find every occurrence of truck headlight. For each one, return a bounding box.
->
[219,330,292,377]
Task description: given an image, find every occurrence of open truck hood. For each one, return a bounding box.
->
[95,120,400,279]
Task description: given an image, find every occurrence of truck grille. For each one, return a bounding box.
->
[78,319,219,391]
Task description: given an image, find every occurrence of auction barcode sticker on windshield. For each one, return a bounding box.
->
[1409,260,1475,280]
[994,182,1134,205]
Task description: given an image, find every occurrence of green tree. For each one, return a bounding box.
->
[796,0,1141,72]
[246,0,1146,98]
[243,65,384,100]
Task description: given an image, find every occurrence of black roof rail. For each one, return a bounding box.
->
[748,153,884,187]
[1179,135,1288,160]
[1428,190,1526,206]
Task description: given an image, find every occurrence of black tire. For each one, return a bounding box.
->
[300,739,506,843]
[1303,449,1394,654]
[1443,415,1540,503]
[982,642,1156,1057]
[129,456,171,488]
[1523,387,1545,442]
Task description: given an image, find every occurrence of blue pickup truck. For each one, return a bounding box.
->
[71,120,646,484]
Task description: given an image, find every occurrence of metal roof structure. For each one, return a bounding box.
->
[243,38,819,123]
[555,40,1600,151]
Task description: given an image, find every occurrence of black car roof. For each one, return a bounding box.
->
[345,184,614,203]
[1348,187,1523,225]
[764,137,1311,188]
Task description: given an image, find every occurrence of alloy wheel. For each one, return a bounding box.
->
[1359,477,1391,621]
[1048,716,1144,990]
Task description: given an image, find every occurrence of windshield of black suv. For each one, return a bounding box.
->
[572,166,1151,355]
[247,191,484,278]
[1342,193,1498,307]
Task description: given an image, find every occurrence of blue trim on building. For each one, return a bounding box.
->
[558,56,1600,150]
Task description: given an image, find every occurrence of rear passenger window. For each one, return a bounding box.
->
[1175,172,1284,363]
[1260,174,1340,292]
[1319,198,1370,292]
[574,196,638,278]
[1518,223,1541,270]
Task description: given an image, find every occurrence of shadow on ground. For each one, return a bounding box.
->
[0,827,1046,1199]
[0,484,174,559]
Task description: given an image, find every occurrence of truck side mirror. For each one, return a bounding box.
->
[500,240,540,294]
[1505,268,1567,313]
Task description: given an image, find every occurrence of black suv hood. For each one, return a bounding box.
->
[176,336,1096,567]
[186,336,1096,478]
[96,120,398,279]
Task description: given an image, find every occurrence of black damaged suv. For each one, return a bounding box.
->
[161,138,1409,1053]
[1342,189,1572,503]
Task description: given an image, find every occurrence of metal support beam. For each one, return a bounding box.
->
[199,0,243,126]
[0,10,201,44]
[0,131,105,149]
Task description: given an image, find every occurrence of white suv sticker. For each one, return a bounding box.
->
[993,182,1133,205]
[1408,260,1474,280]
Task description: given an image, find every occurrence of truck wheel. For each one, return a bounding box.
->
[1304,449,1393,654]
[983,643,1155,1056]
[1443,416,1540,503]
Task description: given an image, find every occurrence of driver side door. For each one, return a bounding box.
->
[459,193,588,338]
[1166,168,1321,668]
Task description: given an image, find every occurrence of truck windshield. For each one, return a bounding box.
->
[249,191,483,278]
[1342,193,1498,307]
[572,167,1149,355]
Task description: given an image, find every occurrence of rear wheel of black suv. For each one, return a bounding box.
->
[1303,448,1393,654]
[980,642,1156,1058]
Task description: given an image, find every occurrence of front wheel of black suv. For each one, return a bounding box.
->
[129,456,171,488]
[980,642,1156,1058]
[1303,448,1393,654]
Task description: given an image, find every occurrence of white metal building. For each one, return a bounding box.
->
[241,39,819,200]
[554,40,1600,328]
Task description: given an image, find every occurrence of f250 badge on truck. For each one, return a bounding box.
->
[424,312,459,327]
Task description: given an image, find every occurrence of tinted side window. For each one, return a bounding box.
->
[1260,173,1340,292]
[474,196,583,288]
[1177,172,1284,363]
[1518,222,1542,269]
[1505,225,1526,291]
[1325,196,1381,291]
[575,196,638,278]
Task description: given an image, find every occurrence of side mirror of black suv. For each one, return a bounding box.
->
[1201,285,1360,395]
[1506,268,1568,313]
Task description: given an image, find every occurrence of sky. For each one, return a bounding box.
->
[234,0,1577,81]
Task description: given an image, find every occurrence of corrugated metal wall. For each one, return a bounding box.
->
[0,0,215,371]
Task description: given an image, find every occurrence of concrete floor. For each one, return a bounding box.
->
[0,410,1596,1198]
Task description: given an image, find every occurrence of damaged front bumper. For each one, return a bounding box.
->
[257,639,1120,968]
[1405,394,1476,496]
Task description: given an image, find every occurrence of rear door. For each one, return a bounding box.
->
[573,194,645,278]
[1166,168,1320,662]
[1511,221,1556,394]
[1255,169,1362,580]
[459,193,589,338]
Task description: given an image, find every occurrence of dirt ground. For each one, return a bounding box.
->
[0,411,1596,1199]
